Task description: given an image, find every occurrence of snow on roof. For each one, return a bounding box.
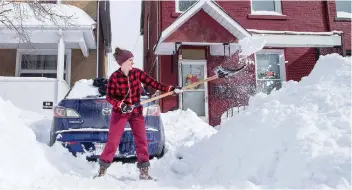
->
[248,29,344,36]
[0,2,96,29]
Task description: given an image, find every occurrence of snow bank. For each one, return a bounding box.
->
[0,93,216,188]
[161,109,217,154]
[172,54,351,189]
[0,97,60,188]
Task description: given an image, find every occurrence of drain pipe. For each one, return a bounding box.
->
[96,1,100,78]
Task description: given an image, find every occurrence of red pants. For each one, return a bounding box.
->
[99,112,149,168]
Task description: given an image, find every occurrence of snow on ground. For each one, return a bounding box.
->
[169,54,351,189]
[0,53,351,189]
[0,94,215,189]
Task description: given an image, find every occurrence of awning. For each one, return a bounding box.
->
[0,2,96,57]
[154,0,251,55]
[248,29,343,47]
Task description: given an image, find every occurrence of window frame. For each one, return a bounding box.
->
[254,49,286,93]
[250,0,283,15]
[15,49,72,85]
[175,0,196,13]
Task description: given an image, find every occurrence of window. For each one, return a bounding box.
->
[16,49,71,84]
[175,0,197,13]
[251,0,282,15]
[335,0,352,18]
[255,50,285,94]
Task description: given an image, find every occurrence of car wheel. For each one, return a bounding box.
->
[156,144,165,159]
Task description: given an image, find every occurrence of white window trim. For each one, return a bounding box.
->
[254,49,286,85]
[175,0,195,13]
[250,0,283,15]
[178,59,209,123]
[15,49,72,85]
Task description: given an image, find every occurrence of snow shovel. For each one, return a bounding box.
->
[131,64,247,109]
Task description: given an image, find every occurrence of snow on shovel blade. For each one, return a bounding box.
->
[215,64,246,77]
[238,36,267,57]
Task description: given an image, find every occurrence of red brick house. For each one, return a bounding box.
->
[140,0,351,126]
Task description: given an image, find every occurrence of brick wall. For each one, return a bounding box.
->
[285,48,318,82]
[161,0,327,32]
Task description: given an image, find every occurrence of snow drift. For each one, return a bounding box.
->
[171,54,351,189]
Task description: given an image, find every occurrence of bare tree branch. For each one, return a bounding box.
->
[0,0,75,44]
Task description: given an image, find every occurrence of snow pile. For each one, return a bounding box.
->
[66,79,100,99]
[0,97,60,188]
[161,109,217,153]
[171,54,351,189]
[0,93,216,188]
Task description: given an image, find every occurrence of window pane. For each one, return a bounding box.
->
[257,80,282,94]
[182,91,205,116]
[256,53,281,80]
[181,64,205,89]
[178,0,197,12]
[336,0,351,13]
[252,0,276,12]
[20,73,42,77]
[43,73,57,78]
[21,55,67,70]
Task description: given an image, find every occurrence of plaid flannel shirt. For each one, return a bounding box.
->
[106,68,173,114]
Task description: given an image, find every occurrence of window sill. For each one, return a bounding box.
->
[247,14,290,20]
[171,12,182,18]
[335,17,351,22]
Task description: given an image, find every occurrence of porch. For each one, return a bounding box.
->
[0,2,97,116]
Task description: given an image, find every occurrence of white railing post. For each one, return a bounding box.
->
[57,29,65,101]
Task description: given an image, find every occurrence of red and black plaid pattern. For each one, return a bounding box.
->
[106,68,173,114]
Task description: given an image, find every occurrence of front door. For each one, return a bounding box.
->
[178,59,208,122]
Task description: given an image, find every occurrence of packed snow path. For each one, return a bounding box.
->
[0,54,350,189]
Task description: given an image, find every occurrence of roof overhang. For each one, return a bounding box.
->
[0,2,97,57]
[154,0,251,55]
[248,29,343,47]
[0,28,96,57]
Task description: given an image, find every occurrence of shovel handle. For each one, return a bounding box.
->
[139,75,219,105]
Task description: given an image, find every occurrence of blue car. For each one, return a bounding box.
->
[49,87,166,163]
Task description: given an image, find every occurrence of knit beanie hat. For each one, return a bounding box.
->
[114,47,134,65]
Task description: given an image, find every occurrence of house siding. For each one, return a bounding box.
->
[0,49,17,76]
[70,49,97,86]
[63,0,108,81]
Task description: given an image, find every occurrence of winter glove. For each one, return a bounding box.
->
[170,86,183,96]
[120,102,133,113]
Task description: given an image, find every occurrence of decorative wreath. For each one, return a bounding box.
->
[185,74,201,89]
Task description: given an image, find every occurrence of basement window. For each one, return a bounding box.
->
[251,0,282,15]
[255,49,286,94]
[175,0,197,13]
[335,0,352,19]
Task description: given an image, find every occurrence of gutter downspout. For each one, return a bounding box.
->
[325,0,331,31]
[96,1,100,78]
[156,1,159,81]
